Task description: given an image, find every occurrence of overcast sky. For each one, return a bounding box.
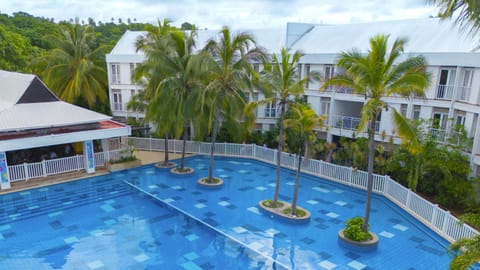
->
[0,0,439,29]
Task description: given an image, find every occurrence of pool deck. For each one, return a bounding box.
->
[1,151,187,195]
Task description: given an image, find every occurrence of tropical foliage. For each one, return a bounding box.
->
[284,103,324,216]
[200,27,264,182]
[427,0,480,34]
[246,47,318,208]
[321,34,430,231]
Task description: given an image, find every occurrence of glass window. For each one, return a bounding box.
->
[111,64,120,84]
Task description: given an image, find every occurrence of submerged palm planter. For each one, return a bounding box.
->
[338,217,379,251]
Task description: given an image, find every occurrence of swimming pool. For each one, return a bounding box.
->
[0,155,452,269]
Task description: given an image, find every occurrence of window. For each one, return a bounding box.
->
[320,98,330,117]
[112,90,122,111]
[455,115,465,127]
[265,101,277,118]
[297,64,302,81]
[400,104,407,117]
[413,105,421,120]
[325,65,335,80]
[436,68,456,99]
[253,63,260,73]
[111,64,120,84]
[305,64,311,89]
[459,69,473,101]
[130,89,135,97]
[433,112,448,129]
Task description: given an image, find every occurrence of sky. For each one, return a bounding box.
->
[0,0,440,29]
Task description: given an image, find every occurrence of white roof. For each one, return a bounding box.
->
[290,18,479,54]
[0,102,111,132]
[108,28,286,56]
[0,70,111,132]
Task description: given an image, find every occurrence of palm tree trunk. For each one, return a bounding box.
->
[180,125,187,170]
[208,112,220,183]
[273,101,285,207]
[164,133,169,165]
[362,115,376,232]
[291,140,303,217]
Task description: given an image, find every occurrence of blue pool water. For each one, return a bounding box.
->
[0,156,452,269]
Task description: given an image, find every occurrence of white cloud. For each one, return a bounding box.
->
[0,0,439,29]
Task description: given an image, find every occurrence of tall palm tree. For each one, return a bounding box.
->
[427,0,480,34]
[153,29,206,171]
[132,19,177,166]
[33,18,108,109]
[284,103,324,216]
[201,27,264,183]
[321,34,429,231]
[246,47,318,207]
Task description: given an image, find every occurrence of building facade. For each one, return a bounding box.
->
[105,18,480,174]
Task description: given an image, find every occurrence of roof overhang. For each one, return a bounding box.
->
[0,121,131,152]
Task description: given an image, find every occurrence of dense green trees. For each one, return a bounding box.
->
[322,34,430,232]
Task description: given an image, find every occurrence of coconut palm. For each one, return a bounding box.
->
[152,29,206,172]
[284,103,325,216]
[246,47,319,207]
[321,34,429,231]
[427,0,480,34]
[33,18,108,109]
[132,19,176,166]
[201,27,264,183]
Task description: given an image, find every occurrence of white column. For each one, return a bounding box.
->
[83,140,95,174]
[0,152,11,189]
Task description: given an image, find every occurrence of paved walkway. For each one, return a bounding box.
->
[1,151,187,195]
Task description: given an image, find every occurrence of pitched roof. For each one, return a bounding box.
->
[290,18,479,54]
[0,70,111,133]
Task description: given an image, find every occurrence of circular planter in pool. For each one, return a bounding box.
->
[338,230,379,252]
[258,200,311,224]
[197,177,224,189]
[170,167,195,177]
[155,162,177,169]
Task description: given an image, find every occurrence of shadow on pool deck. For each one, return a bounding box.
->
[1,151,188,195]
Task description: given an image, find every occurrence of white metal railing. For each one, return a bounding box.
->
[436,84,455,99]
[429,128,466,147]
[330,115,380,132]
[128,137,478,243]
[457,86,471,101]
[7,148,128,182]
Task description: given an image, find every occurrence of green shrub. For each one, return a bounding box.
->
[262,200,284,208]
[343,217,373,241]
[282,207,307,217]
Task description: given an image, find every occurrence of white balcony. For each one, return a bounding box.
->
[436,84,454,99]
[330,115,379,132]
[112,102,123,111]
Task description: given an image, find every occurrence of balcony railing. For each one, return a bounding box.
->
[264,108,277,118]
[330,115,380,132]
[457,86,471,101]
[429,128,472,150]
[112,102,123,111]
[436,84,454,99]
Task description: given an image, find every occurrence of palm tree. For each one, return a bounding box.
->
[132,19,177,167]
[427,0,480,34]
[33,18,108,109]
[152,29,206,172]
[246,47,318,207]
[201,27,264,183]
[321,34,429,231]
[284,103,324,216]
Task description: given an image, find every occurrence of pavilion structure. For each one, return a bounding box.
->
[0,70,130,189]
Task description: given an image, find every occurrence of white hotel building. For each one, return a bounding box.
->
[106,18,480,175]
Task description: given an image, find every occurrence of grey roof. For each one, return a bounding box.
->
[0,70,111,132]
[290,18,479,54]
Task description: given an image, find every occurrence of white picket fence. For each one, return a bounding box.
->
[8,148,128,182]
[129,137,478,243]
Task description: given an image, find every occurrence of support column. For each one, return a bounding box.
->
[83,140,95,174]
[0,152,11,189]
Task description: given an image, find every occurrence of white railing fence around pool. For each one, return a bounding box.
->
[128,136,478,243]
[7,148,128,182]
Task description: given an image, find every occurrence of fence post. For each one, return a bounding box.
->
[224,142,227,156]
[406,189,412,208]
[77,155,82,171]
[348,167,353,186]
[149,136,152,151]
[252,144,256,158]
[431,205,439,226]
[23,163,29,180]
[273,149,277,164]
[319,160,324,176]
[42,160,47,177]
[441,211,450,233]
[383,175,389,195]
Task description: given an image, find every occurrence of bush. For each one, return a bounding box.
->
[262,199,284,208]
[343,217,373,241]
